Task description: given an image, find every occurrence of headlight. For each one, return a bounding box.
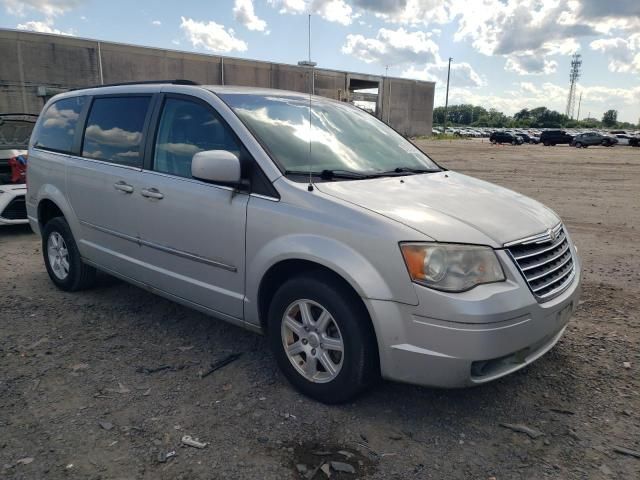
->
[400,243,505,292]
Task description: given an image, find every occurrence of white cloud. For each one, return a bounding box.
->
[268,0,353,26]
[16,19,74,36]
[84,125,141,147]
[342,27,439,65]
[234,0,268,32]
[368,0,458,25]
[505,55,558,75]
[151,20,161,26]
[180,16,248,53]
[41,102,79,128]
[590,34,640,74]
[268,0,307,14]
[2,0,84,17]
[404,61,485,87]
[575,0,640,31]
[313,0,352,25]
[455,1,595,58]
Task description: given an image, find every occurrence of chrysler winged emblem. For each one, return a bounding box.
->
[548,228,557,242]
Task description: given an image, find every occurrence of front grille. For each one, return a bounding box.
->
[1,197,27,220]
[506,223,575,301]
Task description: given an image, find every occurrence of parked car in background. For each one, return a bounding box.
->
[490,131,523,145]
[0,113,37,225]
[540,130,573,146]
[571,132,618,148]
[629,136,640,147]
[516,133,539,144]
[27,82,581,403]
[613,134,636,146]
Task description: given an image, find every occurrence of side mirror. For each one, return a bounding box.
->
[191,150,242,185]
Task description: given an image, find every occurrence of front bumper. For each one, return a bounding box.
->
[0,184,28,225]
[367,248,582,388]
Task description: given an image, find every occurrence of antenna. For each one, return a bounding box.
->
[297,14,317,192]
[565,53,582,119]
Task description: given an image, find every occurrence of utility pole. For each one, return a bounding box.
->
[385,65,389,77]
[443,57,452,131]
[576,92,582,121]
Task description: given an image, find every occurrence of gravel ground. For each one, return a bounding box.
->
[1,140,639,480]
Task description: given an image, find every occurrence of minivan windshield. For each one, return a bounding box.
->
[218,93,440,176]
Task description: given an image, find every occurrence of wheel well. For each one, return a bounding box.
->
[38,199,64,230]
[258,259,369,333]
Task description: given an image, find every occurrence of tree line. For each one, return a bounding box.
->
[433,104,638,129]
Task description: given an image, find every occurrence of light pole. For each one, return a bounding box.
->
[443,57,452,131]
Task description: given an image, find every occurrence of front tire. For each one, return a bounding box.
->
[42,217,96,291]
[267,272,378,404]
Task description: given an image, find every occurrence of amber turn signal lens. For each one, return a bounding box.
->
[400,244,427,281]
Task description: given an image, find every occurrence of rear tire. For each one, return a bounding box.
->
[42,217,96,291]
[575,142,582,148]
[543,141,550,146]
[267,272,378,404]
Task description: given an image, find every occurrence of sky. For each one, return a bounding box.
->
[2,0,639,123]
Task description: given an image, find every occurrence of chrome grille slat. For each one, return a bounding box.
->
[536,270,576,299]
[531,263,573,292]
[526,252,573,282]
[511,231,566,260]
[506,224,575,302]
[521,242,570,271]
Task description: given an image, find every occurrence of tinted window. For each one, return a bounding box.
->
[82,96,150,166]
[34,97,86,154]
[153,97,241,178]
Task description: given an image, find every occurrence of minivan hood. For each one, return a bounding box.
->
[315,171,560,246]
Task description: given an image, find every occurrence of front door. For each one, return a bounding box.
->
[134,94,249,319]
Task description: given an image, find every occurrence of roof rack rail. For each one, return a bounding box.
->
[80,79,199,90]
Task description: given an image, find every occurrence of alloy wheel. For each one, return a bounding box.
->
[47,231,70,280]
[281,299,344,383]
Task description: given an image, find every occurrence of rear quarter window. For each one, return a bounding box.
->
[34,96,86,154]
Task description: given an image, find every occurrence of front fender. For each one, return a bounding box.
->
[244,234,403,326]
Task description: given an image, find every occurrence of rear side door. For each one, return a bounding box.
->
[66,94,155,279]
[133,93,249,319]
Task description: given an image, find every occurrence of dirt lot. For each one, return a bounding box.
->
[1,140,639,479]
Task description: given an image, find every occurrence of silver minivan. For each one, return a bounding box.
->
[27,82,581,403]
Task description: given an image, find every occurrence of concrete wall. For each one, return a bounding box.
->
[0,29,434,136]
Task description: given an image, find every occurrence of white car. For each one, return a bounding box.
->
[0,149,28,226]
[0,114,37,225]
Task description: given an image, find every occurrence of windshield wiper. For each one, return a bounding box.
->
[320,169,373,179]
[379,167,441,175]
[284,169,373,180]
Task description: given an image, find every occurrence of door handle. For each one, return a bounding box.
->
[141,187,164,200]
[113,181,134,193]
